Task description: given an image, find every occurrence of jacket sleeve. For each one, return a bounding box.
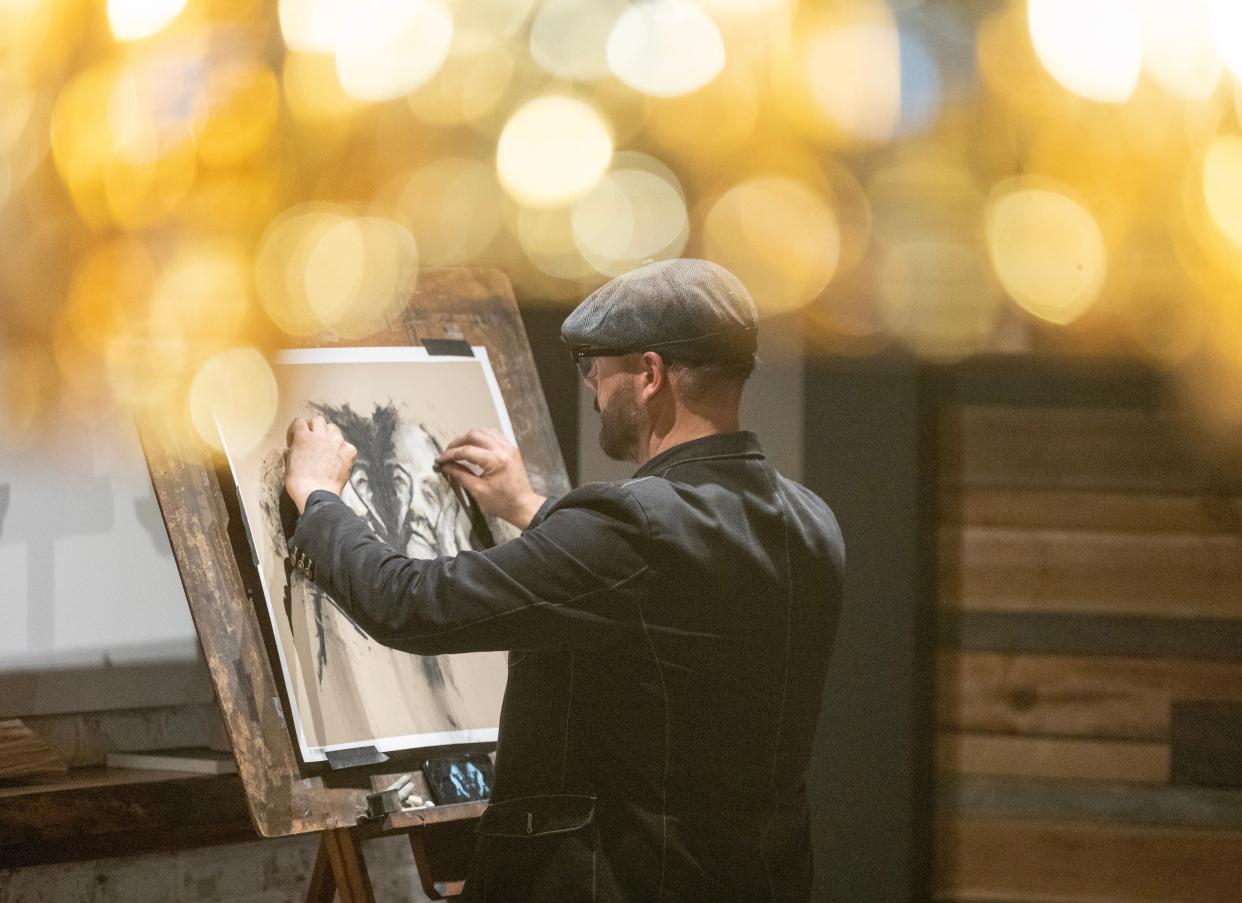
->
[287,485,650,656]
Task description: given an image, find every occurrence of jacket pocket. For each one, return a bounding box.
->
[476,793,595,838]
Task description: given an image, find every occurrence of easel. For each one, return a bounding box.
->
[305,800,486,901]
[140,268,571,901]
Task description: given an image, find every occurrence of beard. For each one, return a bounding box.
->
[597,380,643,462]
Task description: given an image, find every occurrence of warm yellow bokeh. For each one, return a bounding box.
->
[303,215,418,338]
[703,176,840,316]
[516,205,598,281]
[1138,0,1222,101]
[188,347,278,456]
[393,157,506,265]
[255,204,352,336]
[1028,0,1141,102]
[407,46,513,127]
[334,0,453,102]
[447,0,536,56]
[1202,136,1242,252]
[497,96,613,207]
[150,244,251,350]
[607,0,725,98]
[107,0,187,42]
[1208,0,1242,81]
[571,152,689,276]
[192,63,280,168]
[986,180,1109,326]
[878,238,1003,361]
[780,3,902,147]
[283,51,363,124]
[529,0,626,82]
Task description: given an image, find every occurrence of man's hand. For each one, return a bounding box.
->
[285,415,357,514]
[436,428,546,530]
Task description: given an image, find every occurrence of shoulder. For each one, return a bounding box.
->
[540,477,675,536]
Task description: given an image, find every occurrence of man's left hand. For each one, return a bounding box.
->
[285,415,357,514]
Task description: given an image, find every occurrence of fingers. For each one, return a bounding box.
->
[287,417,309,445]
[439,462,483,495]
[310,414,327,431]
[437,445,493,473]
[443,428,504,452]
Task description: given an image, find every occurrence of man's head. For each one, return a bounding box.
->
[562,259,759,463]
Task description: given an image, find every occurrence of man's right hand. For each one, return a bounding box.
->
[436,428,547,531]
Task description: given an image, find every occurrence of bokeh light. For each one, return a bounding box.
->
[1028,0,1141,102]
[607,0,725,98]
[496,96,613,207]
[530,0,626,82]
[985,179,1108,326]
[335,0,453,102]
[189,347,278,456]
[278,0,341,53]
[282,50,362,124]
[107,0,187,42]
[1202,136,1242,252]
[1137,0,1222,101]
[571,152,689,276]
[703,176,840,316]
[793,4,903,146]
[393,157,506,265]
[448,0,536,56]
[407,46,513,127]
[1208,0,1242,80]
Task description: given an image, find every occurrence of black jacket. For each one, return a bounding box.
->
[290,431,844,902]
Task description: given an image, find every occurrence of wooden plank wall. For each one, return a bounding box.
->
[935,395,1242,903]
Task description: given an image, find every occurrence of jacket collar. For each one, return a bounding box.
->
[633,430,765,479]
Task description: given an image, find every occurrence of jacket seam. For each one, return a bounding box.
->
[757,463,795,903]
[644,451,766,478]
[395,564,650,640]
[638,592,670,903]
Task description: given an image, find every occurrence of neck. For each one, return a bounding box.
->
[636,407,739,467]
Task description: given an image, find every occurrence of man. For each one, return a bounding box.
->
[285,258,845,902]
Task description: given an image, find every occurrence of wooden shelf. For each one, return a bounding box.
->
[0,765,255,869]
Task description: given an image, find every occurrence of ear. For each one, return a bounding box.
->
[637,351,667,402]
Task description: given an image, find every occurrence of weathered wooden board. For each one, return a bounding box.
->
[939,405,1240,493]
[941,775,1242,829]
[140,268,570,837]
[936,815,1242,903]
[940,527,1242,619]
[940,610,1242,663]
[939,652,1242,741]
[940,488,1242,533]
[0,768,253,868]
[937,732,1169,784]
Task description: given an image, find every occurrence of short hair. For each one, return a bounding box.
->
[663,355,756,405]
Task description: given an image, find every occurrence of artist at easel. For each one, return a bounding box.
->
[284,259,845,903]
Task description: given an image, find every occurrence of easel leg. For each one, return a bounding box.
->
[306,828,376,903]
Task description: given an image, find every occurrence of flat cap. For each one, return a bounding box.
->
[561,258,758,362]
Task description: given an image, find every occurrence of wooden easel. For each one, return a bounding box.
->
[305,801,486,902]
[140,268,571,899]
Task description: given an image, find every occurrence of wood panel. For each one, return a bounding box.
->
[937,733,1169,784]
[941,488,1242,534]
[940,405,1240,493]
[941,611,1242,663]
[940,527,1242,620]
[1171,701,1242,789]
[939,652,1242,741]
[936,815,1242,903]
[942,776,1242,829]
[0,719,65,780]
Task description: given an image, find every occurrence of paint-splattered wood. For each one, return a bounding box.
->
[940,488,1242,533]
[939,651,1242,741]
[939,527,1242,619]
[936,732,1169,784]
[936,815,1242,903]
[139,268,565,837]
[0,767,253,868]
[939,405,1242,493]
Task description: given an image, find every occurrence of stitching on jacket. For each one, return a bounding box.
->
[561,650,575,790]
[398,564,650,639]
[647,450,766,478]
[638,596,670,903]
[757,463,795,903]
